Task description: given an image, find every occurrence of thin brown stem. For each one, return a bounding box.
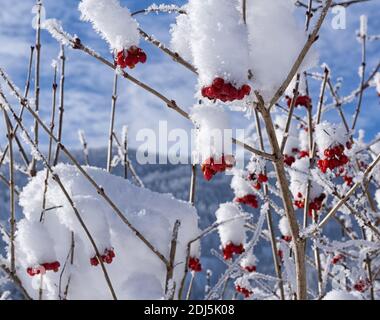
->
[254,107,285,300]
[40,62,58,222]
[107,73,118,172]
[189,164,197,205]
[2,111,16,274]
[165,220,181,300]
[53,45,66,166]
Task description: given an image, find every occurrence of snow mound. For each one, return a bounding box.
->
[15,164,200,300]
[78,0,140,52]
[323,290,359,300]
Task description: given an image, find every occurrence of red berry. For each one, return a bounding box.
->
[281,235,292,242]
[90,256,99,266]
[188,257,202,272]
[242,84,251,95]
[235,285,252,298]
[138,52,147,63]
[253,182,261,190]
[258,173,268,183]
[212,77,224,89]
[332,254,344,264]
[299,150,309,158]
[235,194,258,209]
[244,265,256,273]
[284,155,295,166]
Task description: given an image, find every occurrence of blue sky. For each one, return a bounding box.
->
[0,0,379,152]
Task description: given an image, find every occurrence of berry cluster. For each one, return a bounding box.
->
[116,46,147,69]
[294,193,326,216]
[298,150,309,159]
[343,175,353,186]
[332,254,344,265]
[353,279,370,293]
[27,261,60,276]
[248,172,268,191]
[317,144,349,173]
[201,155,234,181]
[243,265,257,273]
[90,248,116,266]
[284,154,296,167]
[234,194,258,209]
[188,257,202,272]
[286,95,312,108]
[235,285,252,298]
[223,242,245,260]
[201,78,251,102]
[281,235,292,242]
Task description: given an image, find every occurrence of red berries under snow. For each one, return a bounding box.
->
[247,172,268,191]
[234,194,258,209]
[353,279,370,293]
[201,155,234,181]
[201,78,251,102]
[90,248,116,266]
[294,193,326,216]
[332,254,344,265]
[116,46,147,69]
[222,242,245,260]
[235,285,252,298]
[286,95,312,108]
[27,261,60,276]
[317,144,349,173]
[188,257,202,272]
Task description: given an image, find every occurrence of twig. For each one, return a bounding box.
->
[112,132,144,187]
[189,164,197,205]
[319,152,380,228]
[30,0,43,177]
[254,107,285,300]
[138,28,197,75]
[269,0,333,109]
[78,130,90,166]
[0,264,32,300]
[107,73,118,172]
[2,111,16,274]
[0,96,118,300]
[40,61,58,222]
[280,74,300,153]
[256,92,307,300]
[53,45,66,166]
[165,220,181,300]
[0,75,167,266]
[351,25,367,130]
[305,0,314,31]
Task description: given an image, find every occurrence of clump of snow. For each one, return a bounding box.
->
[170,10,193,63]
[323,289,359,300]
[279,216,291,237]
[215,202,246,246]
[240,252,257,268]
[289,158,323,200]
[231,173,253,198]
[78,0,140,52]
[246,0,318,101]
[359,15,368,38]
[315,121,349,152]
[191,103,230,161]
[274,114,299,155]
[42,19,73,46]
[15,164,200,300]
[187,0,250,86]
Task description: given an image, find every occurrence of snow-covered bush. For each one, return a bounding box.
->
[0,0,379,301]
